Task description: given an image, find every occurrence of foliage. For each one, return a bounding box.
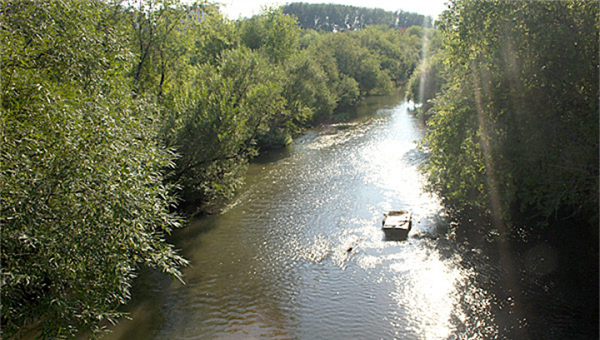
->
[406,28,444,120]
[0,0,187,338]
[304,29,415,99]
[162,47,286,202]
[124,0,236,99]
[281,50,337,122]
[159,6,422,207]
[188,6,239,66]
[126,0,195,96]
[239,7,300,64]
[422,0,599,228]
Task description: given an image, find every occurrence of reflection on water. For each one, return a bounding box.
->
[101,94,594,340]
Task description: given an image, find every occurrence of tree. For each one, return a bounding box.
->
[357,26,421,85]
[317,32,394,96]
[163,47,286,204]
[282,3,432,31]
[125,0,206,97]
[1,1,186,338]
[188,6,239,66]
[239,7,300,64]
[280,50,337,126]
[422,0,599,228]
[406,28,444,120]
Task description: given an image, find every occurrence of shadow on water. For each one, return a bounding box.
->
[105,217,226,339]
[252,145,293,165]
[401,147,429,167]
[445,207,599,340]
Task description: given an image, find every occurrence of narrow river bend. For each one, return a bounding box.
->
[104,94,593,340]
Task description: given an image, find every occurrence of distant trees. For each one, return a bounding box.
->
[416,0,598,229]
[298,25,421,109]
[164,7,422,204]
[282,2,433,31]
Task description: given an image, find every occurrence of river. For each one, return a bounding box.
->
[103,94,597,340]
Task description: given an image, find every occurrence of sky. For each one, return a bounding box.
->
[218,0,450,20]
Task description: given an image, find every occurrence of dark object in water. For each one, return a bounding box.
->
[382,210,412,241]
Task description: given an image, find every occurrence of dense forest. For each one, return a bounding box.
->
[0,1,427,338]
[282,2,433,31]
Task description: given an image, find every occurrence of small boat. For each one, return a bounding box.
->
[382,210,412,240]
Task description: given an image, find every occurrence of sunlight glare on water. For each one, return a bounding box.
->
[389,246,464,339]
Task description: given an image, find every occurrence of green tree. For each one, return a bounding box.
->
[281,50,337,124]
[296,25,421,110]
[239,7,300,64]
[406,28,444,120]
[357,26,420,85]
[282,3,432,31]
[317,32,394,96]
[188,6,239,66]
[1,1,186,338]
[163,47,286,204]
[126,0,223,99]
[423,0,599,228]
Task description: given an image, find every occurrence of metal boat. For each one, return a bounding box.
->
[382,210,412,240]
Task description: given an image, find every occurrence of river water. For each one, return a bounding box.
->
[104,94,597,340]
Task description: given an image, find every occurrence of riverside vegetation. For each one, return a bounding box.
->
[1,1,428,338]
[2,0,598,338]
[406,1,598,327]
[407,0,598,234]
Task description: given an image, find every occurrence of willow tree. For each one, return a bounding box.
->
[1,1,186,338]
[163,47,287,204]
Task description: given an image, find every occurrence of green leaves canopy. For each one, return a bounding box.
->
[0,2,424,337]
[164,47,286,202]
[1,1,186,338]
[422,0,599,226]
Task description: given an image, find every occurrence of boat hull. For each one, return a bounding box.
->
[382,223,411,241]
[382,210,412,241]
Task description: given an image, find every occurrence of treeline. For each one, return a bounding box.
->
[0,0,423,338]
[407,1,598,231]
[282,2,433,32]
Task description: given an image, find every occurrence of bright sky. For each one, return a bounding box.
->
[218,0,450,20]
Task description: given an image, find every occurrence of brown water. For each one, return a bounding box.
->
[103,94,596,340]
